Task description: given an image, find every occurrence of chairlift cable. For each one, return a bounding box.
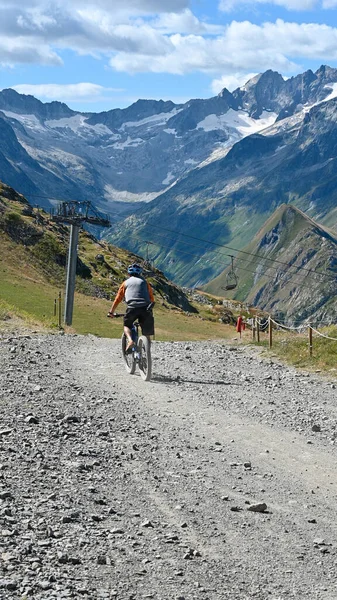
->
[141,221,337,283]
[136,228,334,285]
[133,234,324,293]
[25,193,337,283]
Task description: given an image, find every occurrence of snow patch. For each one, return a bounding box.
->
[196,109,277,136]
[2,111,45,132]
[163,128,177,135]
[112,136,144,150]
[162,172,176,185]
[45,115,111,136]
[104,185,161,203]
[121,108,182,131]
[184,158,198,166]
[323,83,337,102]
[198,134,240,168]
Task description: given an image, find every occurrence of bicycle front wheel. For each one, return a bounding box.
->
[138,336,152,381]
[121,333,136,374]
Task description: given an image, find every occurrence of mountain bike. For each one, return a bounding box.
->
[108,313,152,381]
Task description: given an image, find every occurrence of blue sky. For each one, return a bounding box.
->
[1,0,337,112]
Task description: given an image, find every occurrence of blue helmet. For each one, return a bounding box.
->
[127,263,143,276]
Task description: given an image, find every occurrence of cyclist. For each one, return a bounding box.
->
[108,263,154,352]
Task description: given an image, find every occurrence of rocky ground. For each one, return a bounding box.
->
[0,331,337,600]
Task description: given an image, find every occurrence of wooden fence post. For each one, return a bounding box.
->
[269,316,273,349]
[256,319,260,343]
[252,318,256,341]
[309,325,313,356]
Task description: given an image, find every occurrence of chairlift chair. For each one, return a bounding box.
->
[224,255,238,291]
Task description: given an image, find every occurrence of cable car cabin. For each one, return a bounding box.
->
[222,255,238,291]
[225,273,238,291]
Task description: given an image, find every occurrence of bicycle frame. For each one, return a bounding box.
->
[108,311,152,381]
[130,322,141,359]
[131,321,139,344]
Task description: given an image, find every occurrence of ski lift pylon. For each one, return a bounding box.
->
[142,241,156,275]
[224,255,238,291]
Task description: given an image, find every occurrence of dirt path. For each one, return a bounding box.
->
[0,332,337,599]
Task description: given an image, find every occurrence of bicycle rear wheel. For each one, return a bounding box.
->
[121,333,136,374]
[138,336,152,381]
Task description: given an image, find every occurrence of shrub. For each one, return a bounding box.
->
[32,234,65,264]
[4,211,22,224]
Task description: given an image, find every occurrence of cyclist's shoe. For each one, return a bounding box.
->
[126,340,135,353]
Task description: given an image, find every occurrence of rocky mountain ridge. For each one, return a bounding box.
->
[233,65,337,119]
[204,205,337,324]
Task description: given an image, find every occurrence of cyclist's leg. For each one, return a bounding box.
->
[138,308,154,339]
[124,325,133,340]
[123,308,138,349]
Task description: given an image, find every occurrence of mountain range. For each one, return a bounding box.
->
[108,65,337,289]
[1,65,337,218]
[1,65,337,321]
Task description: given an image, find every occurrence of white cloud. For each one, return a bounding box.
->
[109,19,337,75]
[91,0,189,11]
[74,15,174,55]
[0,0,190,14]
[219,0,318,9]
[0,0,337,91]
[211,72,258,93]
[153,8,225,35]
[0,37,62,67]
[10,83,123,100]
[0,3,175,58]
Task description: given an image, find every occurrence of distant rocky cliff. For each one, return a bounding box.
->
[204,205,337,324]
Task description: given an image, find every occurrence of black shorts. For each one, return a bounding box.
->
[124,306,155,336]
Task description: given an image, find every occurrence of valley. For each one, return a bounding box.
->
[0,181,238,342]
[1,65,337,323]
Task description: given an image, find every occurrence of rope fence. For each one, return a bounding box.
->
[269,318,306,333]
[251,315,337,356]
[310,327,337,342]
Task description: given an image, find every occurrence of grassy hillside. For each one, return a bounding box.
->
[0,182,242,341]
[1,183,335,376]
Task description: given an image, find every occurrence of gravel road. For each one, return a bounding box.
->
[0,332,337,600]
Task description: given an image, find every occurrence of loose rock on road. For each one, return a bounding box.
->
[0,332,337,599]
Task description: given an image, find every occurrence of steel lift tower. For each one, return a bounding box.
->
[51,201,110,326]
